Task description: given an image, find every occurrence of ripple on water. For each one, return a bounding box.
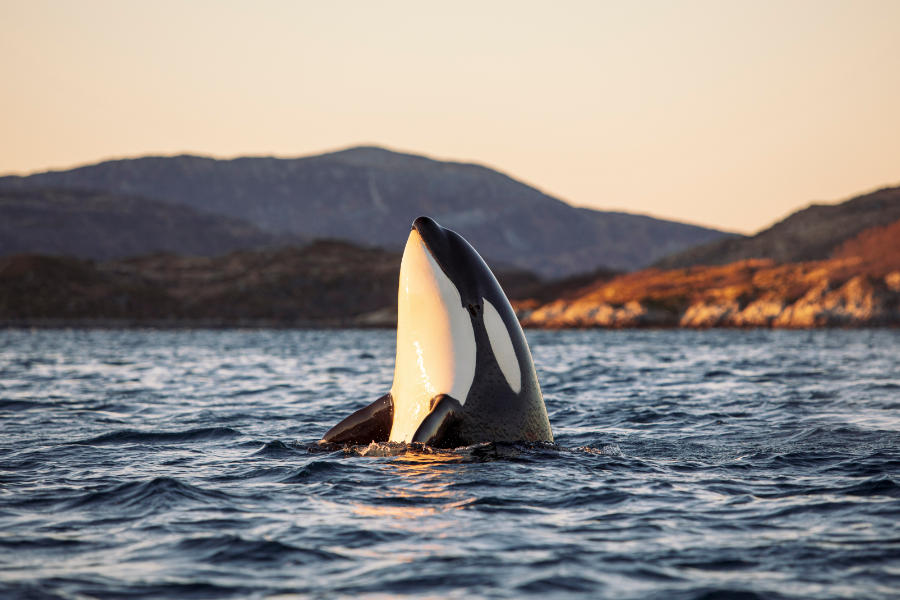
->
[175,534,342,564]
[65,477,234,512]
[71,427,242,446]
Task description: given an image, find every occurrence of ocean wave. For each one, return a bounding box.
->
[252,439,305,456]
[0,399,48,410]
[65,476,232,511]
[176,534,341,564]
[279,460,355,483]
[70,427,242,446]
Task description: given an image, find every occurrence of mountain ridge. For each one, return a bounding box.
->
[0,145,734,277]
[653,186,900,269]
[0,188,300,261]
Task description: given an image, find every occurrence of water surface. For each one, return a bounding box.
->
[1,329,898,599]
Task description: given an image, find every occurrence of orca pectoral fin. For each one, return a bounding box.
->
[411,394,465,448]
[320,393,394,445]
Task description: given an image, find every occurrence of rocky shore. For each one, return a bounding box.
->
[519,220,900,329]
[519,260,900,328]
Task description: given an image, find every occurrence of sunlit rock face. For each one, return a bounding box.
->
[521,262,900,329]
[519,217,900,329]
[886,272,900,293]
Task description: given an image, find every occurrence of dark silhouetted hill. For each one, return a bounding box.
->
[0,146,734,277]
[0,241,554,327]
[654,186,900,269]
[0,188,298,260]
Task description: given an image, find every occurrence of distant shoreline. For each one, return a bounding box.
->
[2,318,897,331]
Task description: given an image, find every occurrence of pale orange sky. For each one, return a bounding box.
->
[2,0,899,233]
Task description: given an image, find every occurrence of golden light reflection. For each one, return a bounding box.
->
[351,448,475,526]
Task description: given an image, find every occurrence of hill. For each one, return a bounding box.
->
[0,146,733,277]
[519,217,900,328]
[3,216,896,329]
[654,186,900,269]
[0,242,554,328]
[0,188,297,260]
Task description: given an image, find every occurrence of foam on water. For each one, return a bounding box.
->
[1,328,899,599]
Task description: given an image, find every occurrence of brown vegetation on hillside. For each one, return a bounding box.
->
[831,219,900,275]
[654,186,900,269]
[520,219,900,328]
[0,242,547,328]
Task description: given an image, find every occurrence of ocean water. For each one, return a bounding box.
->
[1,328,899,600]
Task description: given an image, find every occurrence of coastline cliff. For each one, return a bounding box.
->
[518,220,900,328]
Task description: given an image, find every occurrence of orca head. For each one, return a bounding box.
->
[389,216,528,443]
[409,216,508,311]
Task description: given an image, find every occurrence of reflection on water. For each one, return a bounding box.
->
[353,448,474,522]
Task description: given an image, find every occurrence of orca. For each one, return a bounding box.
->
[321,216,553,448]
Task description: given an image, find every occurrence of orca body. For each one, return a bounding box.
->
[321,216,553,448]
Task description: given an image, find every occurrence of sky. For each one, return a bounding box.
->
[2,0,899,233]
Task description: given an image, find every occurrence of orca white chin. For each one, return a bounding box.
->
[389,230,476,442]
